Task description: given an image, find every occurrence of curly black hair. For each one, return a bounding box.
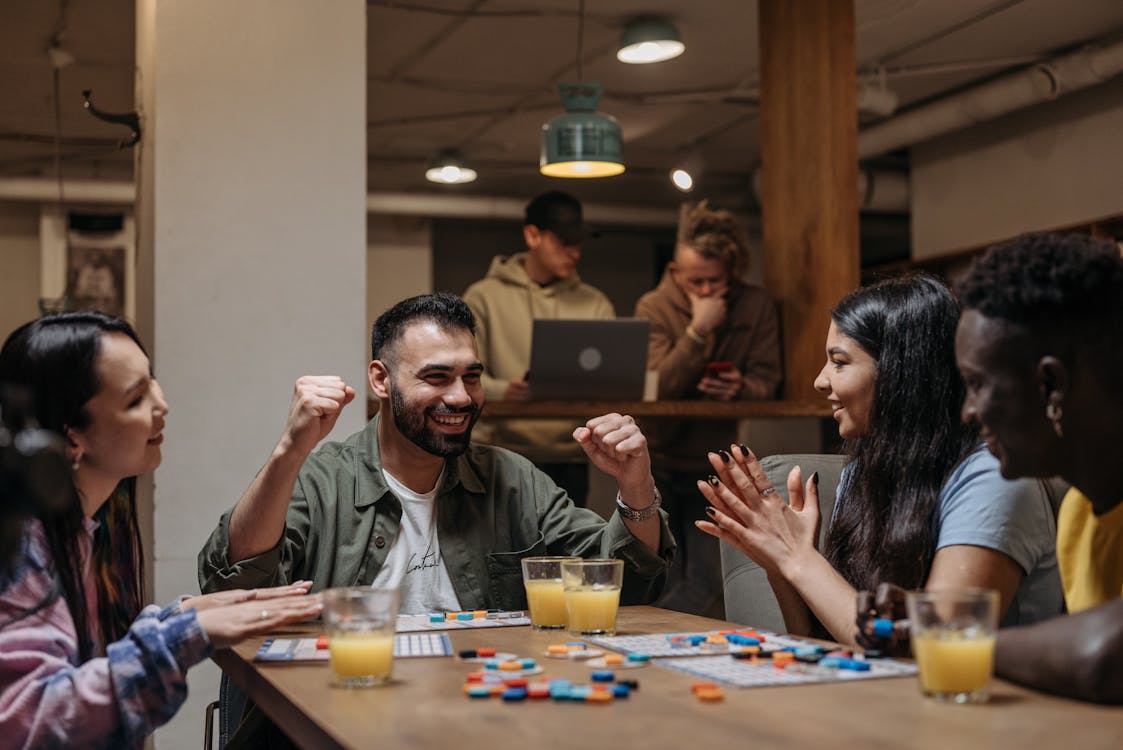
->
[956,231,1123,370]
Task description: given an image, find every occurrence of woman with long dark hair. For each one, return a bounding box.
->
[0,312,321,748]
[697,274,1063,644]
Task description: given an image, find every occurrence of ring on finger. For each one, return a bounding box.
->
[260,609,269,621]
[760,487,777,497]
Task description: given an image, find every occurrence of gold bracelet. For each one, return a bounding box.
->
[685,326,705,345]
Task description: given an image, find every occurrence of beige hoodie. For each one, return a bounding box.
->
[463,252,615,462]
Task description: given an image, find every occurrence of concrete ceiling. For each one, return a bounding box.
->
[3,0,1123,210]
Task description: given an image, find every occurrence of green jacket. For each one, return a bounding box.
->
[198,416,673,608]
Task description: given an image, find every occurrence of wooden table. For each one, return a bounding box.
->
[213,607,1121,749]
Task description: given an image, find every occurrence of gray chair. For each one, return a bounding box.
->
[720,453,847,631]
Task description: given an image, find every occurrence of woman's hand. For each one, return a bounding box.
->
[694,444,821,579]
[195,593,323,650]
[180,581,313,612]
[855,582,912,657]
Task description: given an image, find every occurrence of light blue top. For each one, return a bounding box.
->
[933,445,1063,626]
[835,445,1063,627]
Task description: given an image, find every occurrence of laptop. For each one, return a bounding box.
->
[527,319,650,400]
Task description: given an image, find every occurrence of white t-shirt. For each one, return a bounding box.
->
[371,468,462,615]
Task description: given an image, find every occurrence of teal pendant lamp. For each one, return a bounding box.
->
[540,82,624,178]
[539,0,625,178]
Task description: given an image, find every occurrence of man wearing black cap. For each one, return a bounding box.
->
[463,190,614,506]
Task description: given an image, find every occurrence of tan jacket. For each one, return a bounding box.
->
[463,252,615,462]
[634,271,782,470]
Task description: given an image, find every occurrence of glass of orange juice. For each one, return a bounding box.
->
[561,558,623,636]
[322,587,400,688]
[906,588,999,704]
[522,556,581,629]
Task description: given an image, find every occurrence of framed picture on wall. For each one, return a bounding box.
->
[65,244,126,317]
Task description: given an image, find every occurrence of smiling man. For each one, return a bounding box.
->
[199,293,672,616]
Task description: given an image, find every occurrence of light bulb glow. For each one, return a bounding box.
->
[671,168,694,192]
[617,39,684,64]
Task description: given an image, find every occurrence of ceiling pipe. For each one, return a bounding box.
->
[0,178,678,226]
[752,168,909,213]
[859,40,1123,159]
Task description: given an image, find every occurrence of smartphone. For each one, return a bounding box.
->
[705,361,734,378]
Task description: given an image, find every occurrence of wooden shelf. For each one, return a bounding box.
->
[479,399,832,419]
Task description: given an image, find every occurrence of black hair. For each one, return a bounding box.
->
[371,293,477,363]
[0,312,147,661]
[824,274,979,591]
[956,231,1123,374]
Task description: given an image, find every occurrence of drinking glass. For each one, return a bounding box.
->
[522,556,581,629]
[322,587,400,688]
[906,588,999,704]
[561,558,623,636]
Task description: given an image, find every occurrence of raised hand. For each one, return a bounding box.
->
[195,593,323,650]
[694,444,820,579]
[278,376,355,458]
[573,413,652,499]
[688,291,727,336]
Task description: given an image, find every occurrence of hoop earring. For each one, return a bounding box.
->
[1045,403,1064,439]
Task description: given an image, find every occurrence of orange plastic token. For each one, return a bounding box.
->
[690,681,718,694]
[465,671,485,683]
[586,690,614,703]
[315,635,329,650]
[604,654,624,665]
[473,610,487,619]
[696,688,725,702]
[547,644,570,655]
[477,647,497,658]
[498,660,523,671]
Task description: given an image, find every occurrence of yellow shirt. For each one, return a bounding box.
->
[1055,487,1123,612]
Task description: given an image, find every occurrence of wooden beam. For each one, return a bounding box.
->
[758,0,861,399]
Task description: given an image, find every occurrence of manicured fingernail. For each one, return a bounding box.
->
[812,471,820,487]
[707,474,720,487]
[738,444,749,456]
[719,450,731,463]
[705,506,718,518]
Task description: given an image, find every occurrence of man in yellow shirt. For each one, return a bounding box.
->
[952,232,1123,703]
[855,232,1123,704]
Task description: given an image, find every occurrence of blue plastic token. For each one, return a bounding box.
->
[502,688,528,702]
[457,612,474,621]
[873,618,894,638]
[467,685,491,698]
[626,653,651,663]
[590,670,615,682]
[430,613,445,623]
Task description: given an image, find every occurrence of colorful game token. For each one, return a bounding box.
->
[695,687,725,702]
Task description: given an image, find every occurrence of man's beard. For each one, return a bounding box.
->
[390,384,480,458]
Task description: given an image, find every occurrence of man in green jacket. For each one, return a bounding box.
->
[199,293,672,614]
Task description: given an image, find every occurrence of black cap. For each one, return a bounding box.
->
[524,190,597,245]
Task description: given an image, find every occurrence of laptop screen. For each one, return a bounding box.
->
[527,319,650,401]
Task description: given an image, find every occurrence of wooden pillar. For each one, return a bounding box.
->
[758,0,860,400]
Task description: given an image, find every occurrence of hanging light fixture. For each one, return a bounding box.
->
[425,149,477,184]
[617,17,685,65]
[540,0,625,178]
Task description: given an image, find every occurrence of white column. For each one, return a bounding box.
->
[136,2,366,746]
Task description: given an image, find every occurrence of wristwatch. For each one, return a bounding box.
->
[615,486,662,522]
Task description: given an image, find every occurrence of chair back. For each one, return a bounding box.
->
[720,453,847,630]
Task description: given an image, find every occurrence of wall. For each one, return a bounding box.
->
[911,75,1123,259]
[0,203,41,339]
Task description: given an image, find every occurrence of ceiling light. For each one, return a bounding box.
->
[617,17,684,64]
[856,67,898,117]
[425,150,477,184]
[540,83,625,178]
[669,152,704,193]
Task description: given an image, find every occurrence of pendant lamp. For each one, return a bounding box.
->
[540,82,624,178]
[539,0,625,178]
